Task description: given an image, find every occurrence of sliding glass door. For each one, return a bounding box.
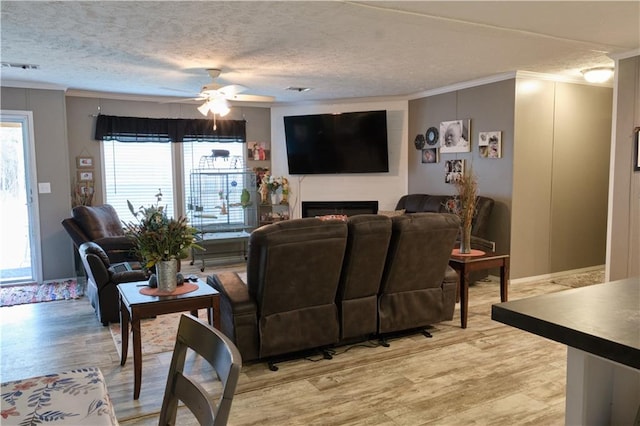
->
[0,111,41,285]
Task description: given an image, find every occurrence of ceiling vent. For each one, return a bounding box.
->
[286,87,311,92]
[1,62,40,70]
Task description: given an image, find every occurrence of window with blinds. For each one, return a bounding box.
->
[102,139,245,224]
[103,140,175,222]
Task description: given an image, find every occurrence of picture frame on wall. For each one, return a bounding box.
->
[421,148,439,164]
[76,156,94,168]
[439,120,470,153]
[634,127,640,172]
[444,159,465,183]
[479,131,502,158]
[77,170,94,182]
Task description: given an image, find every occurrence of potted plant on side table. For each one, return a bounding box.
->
[124,190,201,292]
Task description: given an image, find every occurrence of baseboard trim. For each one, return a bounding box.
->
[490,265,605,285]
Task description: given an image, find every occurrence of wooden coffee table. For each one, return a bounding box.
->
[117,279,220,399]
[449,250,509,329]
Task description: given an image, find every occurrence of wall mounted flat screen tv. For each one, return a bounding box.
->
[283,110,389,174]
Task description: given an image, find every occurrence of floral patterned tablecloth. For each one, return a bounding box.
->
[1,367,118,425]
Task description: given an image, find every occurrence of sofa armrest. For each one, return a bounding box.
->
[207,272,260,360]
[207,272,257,315]
[470,235,496,252]
[110,270,148,285]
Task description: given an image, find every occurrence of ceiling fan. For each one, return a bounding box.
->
[193,68,274,119]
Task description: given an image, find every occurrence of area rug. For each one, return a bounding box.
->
[0,279,82,307]
[549,268,605,288]
[109,311,209,358]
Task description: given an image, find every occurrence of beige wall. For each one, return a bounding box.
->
[607,54,640,280]
[1,87,75,281]
[513,79,612,278]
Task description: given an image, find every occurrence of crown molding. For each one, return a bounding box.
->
[609,48,640,61]
[1,79,67,91]
[407,72,517,99]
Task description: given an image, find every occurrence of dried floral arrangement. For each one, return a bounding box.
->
[445,169,478,233]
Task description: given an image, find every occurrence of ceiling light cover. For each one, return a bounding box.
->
[582,67,614,83]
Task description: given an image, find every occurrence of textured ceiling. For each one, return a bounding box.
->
[1,1,639,104]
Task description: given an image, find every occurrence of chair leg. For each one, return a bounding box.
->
[268,360,279,372]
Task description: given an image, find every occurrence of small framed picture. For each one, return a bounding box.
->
[77,170,94,182]
[422,148,439,164]
[479,131,502,158]
[445,159,465,184]
[76,156,94,168]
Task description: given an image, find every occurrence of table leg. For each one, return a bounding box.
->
[120,300,129,366]
[212,296,220,329]
[500,257,510,302]
[132,313,142,400]
[460,270,470,329]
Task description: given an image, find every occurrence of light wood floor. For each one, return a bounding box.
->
[0,261,600,425]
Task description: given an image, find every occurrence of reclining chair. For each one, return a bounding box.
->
[208,218,348,368]
[378,213,460,337]
[336,214,392,343]
[79,241,148,326]
[62,204,138,264]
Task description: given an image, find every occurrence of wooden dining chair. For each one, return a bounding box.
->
[159,314,242,426]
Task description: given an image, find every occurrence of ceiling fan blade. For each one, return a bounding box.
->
[226,93,275,102]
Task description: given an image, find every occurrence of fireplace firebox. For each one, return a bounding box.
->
[302,201,379,218]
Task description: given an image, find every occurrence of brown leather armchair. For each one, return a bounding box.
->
[79,242,148,326]
[377,213,460,336]
[207,218,348,366]
[62,204,138,264]
[336,214,392,342]
[396,194,495,251]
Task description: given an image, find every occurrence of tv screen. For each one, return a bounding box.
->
[283,110,389,174]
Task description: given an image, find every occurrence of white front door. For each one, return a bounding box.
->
[0,111,42,285]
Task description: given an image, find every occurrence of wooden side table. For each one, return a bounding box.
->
[117,280,220,400]
[449,250,510,328]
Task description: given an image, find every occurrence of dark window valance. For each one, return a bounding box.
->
[94,114,246,143]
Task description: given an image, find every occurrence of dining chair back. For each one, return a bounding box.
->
[159,314,242,426]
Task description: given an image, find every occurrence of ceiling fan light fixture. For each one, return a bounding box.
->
[197,98,230,117]
[197,102,210,116]
[581,67,614,83]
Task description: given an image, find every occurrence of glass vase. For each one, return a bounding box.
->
[156,259,177,292]
[459,226,472,254]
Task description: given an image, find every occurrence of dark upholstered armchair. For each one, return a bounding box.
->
[79,242,148,326]
[336,214,392,342]
[377,213,460,335]
[396,194,495,252]
[207,218,348,364]
[62,204,138,264]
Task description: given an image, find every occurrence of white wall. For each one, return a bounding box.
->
[270,99,408,218]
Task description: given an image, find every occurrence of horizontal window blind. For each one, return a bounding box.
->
[103,140,174,222]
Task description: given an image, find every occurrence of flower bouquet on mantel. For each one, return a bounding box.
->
[259,173,289,205]
[123,189,201,292]
[445,169,478,254]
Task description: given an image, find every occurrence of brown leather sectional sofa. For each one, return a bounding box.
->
[208,213,460,364]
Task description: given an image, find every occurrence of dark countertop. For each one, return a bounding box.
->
[491,277,640,370]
